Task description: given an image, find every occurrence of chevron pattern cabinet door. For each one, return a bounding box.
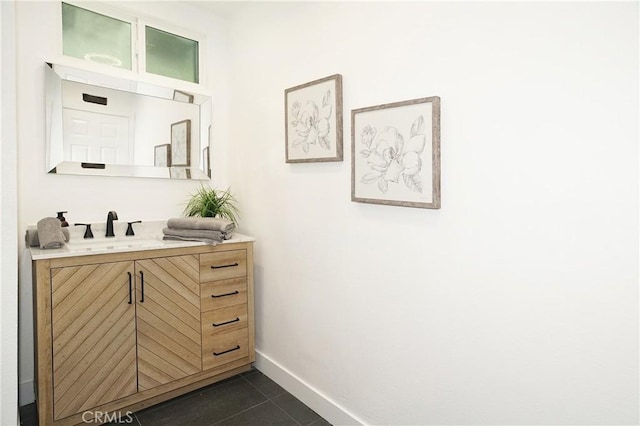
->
[135,255,202,391]
[51,261,137,421]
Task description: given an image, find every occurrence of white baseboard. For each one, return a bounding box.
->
[254,350,364,426]
[19,380,34,406]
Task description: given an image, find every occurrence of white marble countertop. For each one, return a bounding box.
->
[28,220,254,260]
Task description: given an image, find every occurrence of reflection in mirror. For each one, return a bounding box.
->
[45,62,212,180]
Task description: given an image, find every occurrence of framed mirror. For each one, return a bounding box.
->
[45,62,212,180]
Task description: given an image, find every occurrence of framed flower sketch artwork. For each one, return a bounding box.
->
[154,144,171,167]
[351,96,441,209]
[285,74,343,163]
[171,119,191,166]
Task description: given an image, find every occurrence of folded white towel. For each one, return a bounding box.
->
[167,217,235,234]
[37,217,66,249]
[162,227,225,242]
[163,235,221,246]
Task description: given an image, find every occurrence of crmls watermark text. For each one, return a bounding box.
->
[81,411,134,424]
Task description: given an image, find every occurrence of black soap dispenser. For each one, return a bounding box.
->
[56,211,69,227]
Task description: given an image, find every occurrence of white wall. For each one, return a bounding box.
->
[14,1,639,424]
[1,1,19,424]
[226,2,639,425]
[16,1,232,404]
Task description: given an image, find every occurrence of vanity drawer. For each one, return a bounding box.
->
[202,304,248,336]
[202,328,249,370]
[201,277,247,312]
[200,250,246,282]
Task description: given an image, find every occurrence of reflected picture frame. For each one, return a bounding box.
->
[154,144,171,167]
[169,167,191,179]
[202,146,211,178]
[173,89,194,103]
[171,119,191,167]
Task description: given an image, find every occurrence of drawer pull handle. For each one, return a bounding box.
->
[212,317,240,327]
[213,345,240,356]
[211,262,239,269]
[211,290,239,298]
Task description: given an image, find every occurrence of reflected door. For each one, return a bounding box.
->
[63,108,132,164]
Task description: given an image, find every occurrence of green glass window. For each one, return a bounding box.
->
[145,26,199,84]
[62,3,132,70]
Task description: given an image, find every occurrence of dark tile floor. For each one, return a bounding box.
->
[19,369,331,426]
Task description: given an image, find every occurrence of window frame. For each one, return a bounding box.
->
[60,1,206,88]
[60,2,137,73]
[137,19,203,85]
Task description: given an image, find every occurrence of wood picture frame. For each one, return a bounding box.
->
[154,143,171,167]
[351,96,441,209]
[285,74,343,163]
[171,119,191,167]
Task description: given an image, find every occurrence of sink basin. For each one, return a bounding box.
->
[65,238,165,251]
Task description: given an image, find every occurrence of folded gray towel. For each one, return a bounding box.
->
[25,228,70,247]
[37,218,67,249]
[163,235,221,246]
[167,217,235,234]
[162,227,225,242]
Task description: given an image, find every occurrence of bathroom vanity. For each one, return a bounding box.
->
[30,234,255,426]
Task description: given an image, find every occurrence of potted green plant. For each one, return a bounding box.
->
[184,185,239,224]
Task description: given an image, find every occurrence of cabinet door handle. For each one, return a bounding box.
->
[210,290,239,298]
[212,317,240,327]
[213,345,240,356]
[140,271,144,303]
[211,262,238,269]
[128,272,132,305]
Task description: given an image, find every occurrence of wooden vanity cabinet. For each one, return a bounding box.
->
[32,242,254,426]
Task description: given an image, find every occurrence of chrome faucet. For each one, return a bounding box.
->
[106,211,118,237]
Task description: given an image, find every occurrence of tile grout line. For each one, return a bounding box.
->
[244,371,332,425]
[270,401,304,426]
[241,372,287,402]
[207,373,289,426]
[208,399,272,426]
[133,412,143,426]
[240,373,303,426]
[250,375,327,426]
